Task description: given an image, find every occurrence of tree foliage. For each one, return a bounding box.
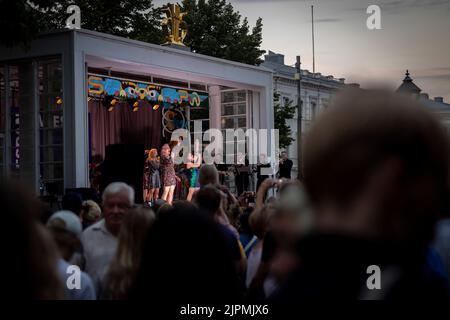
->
[274,91,296,149]
[0,0,264,65]
[36,0,165,44]
[181,0,265,65]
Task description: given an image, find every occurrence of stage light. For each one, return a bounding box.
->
[56,96,63,105]
[107,98,118,112]
[153,104,160,110]
[133,101,139,112]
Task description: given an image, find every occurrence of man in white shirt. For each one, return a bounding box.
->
[80,182,135,293]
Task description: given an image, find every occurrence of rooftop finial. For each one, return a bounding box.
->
[404,69,412,82]
[397,69,421,94]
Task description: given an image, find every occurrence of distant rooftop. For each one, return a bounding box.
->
[262,50,346,87]
[396,70,422,95]
[396,70,450,110]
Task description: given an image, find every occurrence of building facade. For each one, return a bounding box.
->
[262,51,349,177]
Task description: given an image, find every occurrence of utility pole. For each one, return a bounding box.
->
[312,5,320,119]
[295,55,303,180]
[312,5,315,75]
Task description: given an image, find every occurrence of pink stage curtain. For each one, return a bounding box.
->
[88,100,162,160]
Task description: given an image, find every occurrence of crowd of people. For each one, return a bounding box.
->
[3,91,450,310]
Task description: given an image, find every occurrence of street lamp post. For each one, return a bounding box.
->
[295,55,303,180]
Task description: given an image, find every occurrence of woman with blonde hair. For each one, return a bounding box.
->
[103,208,155,299]
[80,200,102,229]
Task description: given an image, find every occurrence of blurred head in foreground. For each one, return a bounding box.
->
[130,202,241,303]
[198,164,219,187]
[303,90,449,249]
[47,210,83,261]
[272,90,450,304]
[1,180,63,299]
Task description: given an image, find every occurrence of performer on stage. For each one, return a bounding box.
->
[170,135,185,200]
[160,143,177,204]
[147,148,161,205]
[143,150,151,203]
[186,139,202,201]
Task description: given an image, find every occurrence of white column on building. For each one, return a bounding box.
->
[64,31,89,189]
[208,85,221,131]
[251,90,260,130]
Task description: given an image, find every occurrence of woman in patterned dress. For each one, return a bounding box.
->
[147,148,161,205]
[160,143,177,204]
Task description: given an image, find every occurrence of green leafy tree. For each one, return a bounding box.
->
[274,91,296,149]
[1,0,265,66]
[181,0,265,65]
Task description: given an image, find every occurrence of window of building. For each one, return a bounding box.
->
[311,101,317,120]
[0,57,63,196]
[220,90,247,158]
[303,100,311,121]
[38,58,63,195]
[8,65,21,180]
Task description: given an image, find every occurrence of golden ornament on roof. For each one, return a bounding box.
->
[162,3,188,46]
